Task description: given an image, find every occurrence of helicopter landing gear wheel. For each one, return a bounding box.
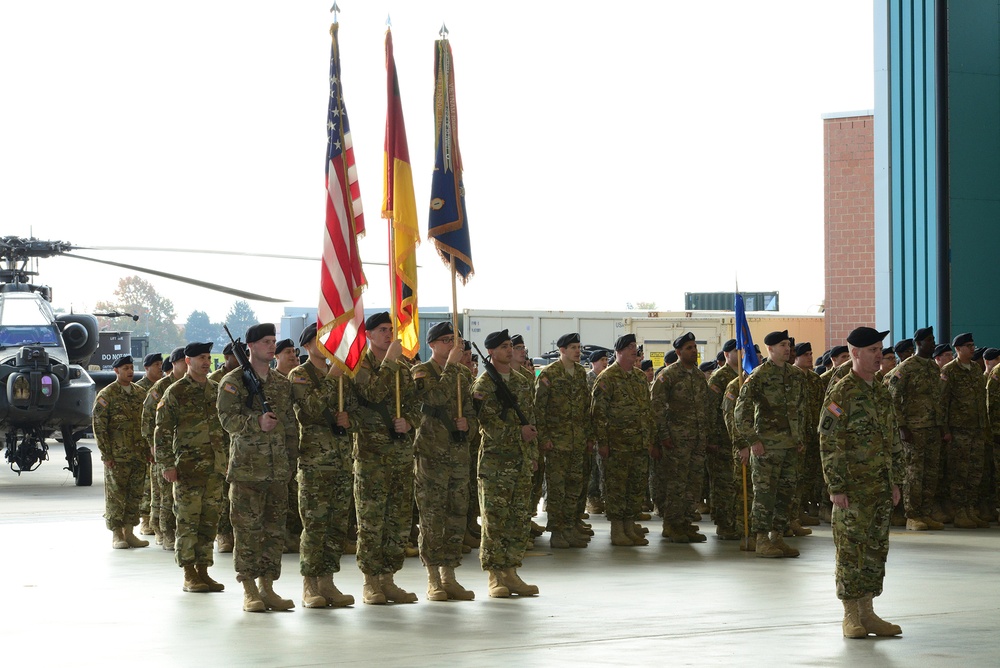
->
[74,447,92,487]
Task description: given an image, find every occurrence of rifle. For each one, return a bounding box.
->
[472,343,529,426]
[223,325,272,415]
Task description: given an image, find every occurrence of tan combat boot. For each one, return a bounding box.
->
[789,520,813,536]
[842,599,867,638]
[800,511,820,526]
[739,533,756,552]
[463,530,480,548]
[502,568,539,596]
[623,521,649,546]
[123,526,149,548]
[858,594,902,636]
[425,565,448,601]
[549,531,571,549]
[487,570,511,598]
[685,524,707,542]
[970,507,990,528]
[770,531,800,557]
[111,528,128,550]
[183,564,209,593]
[362,574,387,605]
[565,530,589,548]
[302,577,327,608]
[586,496,604,514]
[755,533,783,558]
[139,515,154,536]
[668,524,691,544]
[257,577,295,611]
[921,515,945,530]
[905,517,928,531]
[380,573,418,603]
[344,540,357,555]
[609,520,634,546]
[196,564,225,592]
[242,579,266,612]
[317,574,354,606]
[953,507,977,529]
[440,566,475,600]
[216,533,234,553]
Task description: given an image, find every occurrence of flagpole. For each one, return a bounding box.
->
[389,225,402,419]
[735,281,749,549]
[451,258,463,419]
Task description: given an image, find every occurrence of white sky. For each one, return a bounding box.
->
[0,1,874,326]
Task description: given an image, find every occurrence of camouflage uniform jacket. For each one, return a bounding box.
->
[534,360,594,450]
[734,359,807,451]
[651,362,712,446]
[987,365,1000,434]
[287,362,355,470]
[472,368,537,472]
[142,375,180,443]
[153,375,227,483]
[93,382,146,464]
[722,375,743,447]
[351,349,419,456]
[796,365,827,442]
[706,363,738,445]
[822,361,853,395]
[819,371,904,495]
[885,355,943,431]
[411,359,477,459]
[940,358,990,436]
[590,362,654,452]
[217,367,298,483]
[134,375,155,394]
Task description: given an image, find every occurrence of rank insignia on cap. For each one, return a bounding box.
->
[224,383,238,395]
[97,396,108,408]
[826,402,843,417]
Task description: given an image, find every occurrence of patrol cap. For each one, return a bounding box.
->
[589,350,609,363]
[484,330,510,349]
[673,332,695,349]
[953,332,974,348]
[894,339,914,355]
[112,355,133,368]
[640,360,653,371]
[142,353,162,368]
[830,345,849,358]
[664,350,678,364]
[846,327,889,348]
[794,342,812,356]
[913,326,934,343]
[557,333,580,348]
[763,330,789,346]
[722,339,737,353]
[427,321,456,343]
[364,312,391,331]
[985,348,1000,361]
[299,323,317,347]
[973,346,986,361]
[184,342,213,357]
[699,360,718,373]
[246,323,276,343]
[274,339,294,355]
[510,334,525,347]
[168,347,186,363]
[932,343,952,358]
[881,346,895,356]
[613,334,636,351]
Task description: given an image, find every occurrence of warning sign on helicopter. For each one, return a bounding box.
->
[93,332,132,370]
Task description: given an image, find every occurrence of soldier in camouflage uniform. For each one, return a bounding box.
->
[723,371,755,550]
[208,343,240,552]
[462,341,483,548]
[734,330,807,558]
[706,339,740,540]
[535,333,594,550]
[940,332,992,529]
[143,348,186,549]
[820,345,851,391]
[351,312,420,605]
[984,348,1000,519]
[790,342,823,533]
[411,322,477,601]
[472,330,539,598]
[134,352,163,536]
[584,350,609,515]
[93,355,149,550]
[884,327,947,531]
[217,323,298,613]
[591,334,655,547]
[651,332,712,543]
[288,324,356,609]
[274,337,303,553]
[819,327,904,639]
[510,333,543,541]
[154,342,227,594]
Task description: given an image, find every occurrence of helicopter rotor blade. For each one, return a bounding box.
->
[65,254,289,303]
[75,246,391,267]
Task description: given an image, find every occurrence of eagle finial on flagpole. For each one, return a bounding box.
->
[330,2,340,23]
[439,22,449,39]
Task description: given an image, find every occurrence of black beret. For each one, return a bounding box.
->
[299,323,317,347]
[830,345,849,358]
[640,360,653,371]
[184,342,213,357]
[162,358,173,373]
[913,326,933,343]
[614,334,636,351]
[246,322,276,343]
[722,339,737,353]
[846,327,889,348]
[222,342,235,355]
[427,321,455,343]
[794,342,812,356]
[112,355,133,368]
[672,332,695,350]
[820,352,832,366]
[973,346,986,361]
[168,347,186,363]
[716,351,725,364]
[589,350,609,363]
[753,344,761,355]
[985,348,1000,361]
[763,330,789,346]
[894,338,914,355]
[788,337,796,348]
[952,332,974,348]
[557,333,580,348]
[815,364,825,373]
[699,360,718,373]
[933,343,952,358]
[463,340,471,351]
[510,334,525,347]
[664,350,678,364]
[142,353,162,367]
[274,338,294,355]
[484,330,510,349]
[881,346,895,356]
[364,312,391,331]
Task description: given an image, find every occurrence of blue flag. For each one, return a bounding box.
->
[735,293,760,375]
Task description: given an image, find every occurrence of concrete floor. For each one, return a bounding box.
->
[2,440,998,667]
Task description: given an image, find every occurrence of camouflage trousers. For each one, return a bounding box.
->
[588,450,604,500]
[832,479,892,600]
[467,438,480,530]
[654,437,706,526]
[286,475,303,541]
[298,467,352,577]
[603,444,647,522]
[217,478,232,536]
[230,479,288,582]
[530,454,546,517]
[544,447,585,533]
[173,474,223,567]
[750,447,797,535]
[103,458,146,531]
[791,437,819,518]
[902,427,942,518]
[732,454,754,537]
[154,464,176,537]
[354,452,412,576]
[415,452,469,568]
[707,445,737,532]
[140,462,151,516]
[577,447,595,516]
[947,427,985,509]
[478,461,532,571]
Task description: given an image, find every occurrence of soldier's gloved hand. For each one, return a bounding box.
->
[521,425,537,442]
[163,467,178,483]
[750,441,765,456]
[541,440,553,451]
[454,416,469,432]
[385,339,403,362]
[327,363,344,379]
[393,417,411,434]
[830,493,849,509]
[259,411,279,432]
[446,344,464,366]
[738,447,750,465]
[335,411,350,428]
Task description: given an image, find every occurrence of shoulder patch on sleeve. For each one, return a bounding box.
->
[709,383,722,394]
[412,370,428,380]
[656,375,665,383]
[223,383,238,395]
[150,389,160,400]
[725,391,736,401]
[940,374,947,382]
[292,376,310,384]
[156,399,165,410]
[540,376,550,387]
[826,401,843,417]
[473,391,484,400]
[96,396,108,408]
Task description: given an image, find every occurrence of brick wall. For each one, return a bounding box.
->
[824,115,875,348]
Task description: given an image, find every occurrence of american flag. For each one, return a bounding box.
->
[318,23,367,373]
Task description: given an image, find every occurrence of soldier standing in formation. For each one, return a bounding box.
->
[706,339,740,540]
[792,341,824,529]
[93,355,150,550]
[135,352,163,537]
[819,327,904,639]
[143,348,186,549]
[154,342,227,594]
[208,343,240,553]
[217,323,298,613]
[584,350,609,515]
[287,323,356,608]
[274,337,303,553]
